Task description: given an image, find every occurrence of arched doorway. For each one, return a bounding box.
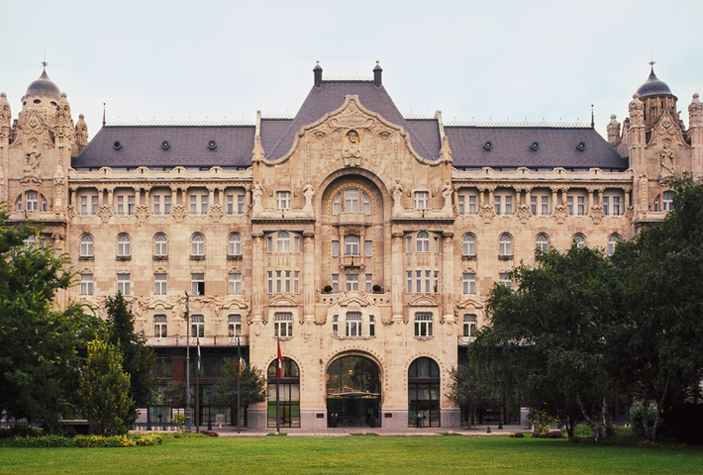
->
[408,357,441,427]
[267,357,300,428]
[326,355,381,428]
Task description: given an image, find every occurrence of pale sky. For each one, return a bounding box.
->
[2,0,702,142]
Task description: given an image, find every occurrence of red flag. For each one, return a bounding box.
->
[277,337,282,379]
[197,336,201,376]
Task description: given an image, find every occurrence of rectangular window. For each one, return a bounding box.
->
[345,312,362,337]
[414,313,433,337]
[190,195,197,214]
[226,194,244,215]
[332,315,338,337]
[416,270,422,294]
[613,196,621,215]
[153,194,172,215]
[276,191,291,209]
[434,271,439,294]
[463,314,477,338]
[406,236,412,253]
[663,192,673,211]
[505,195,513,215]
[331,240,339,257]
[267,271,273,294]
[407,271,413,294]
[463,273,476,295]
[424,270,431,294]
[414,191,429,209]
[228,314,242,338]
[284,270,291,293]
[117,273,131,296]
[274,313,293,337]
[294,271,300,294]
[80,273,93,296]
[365,240,373,257]
[80,195,88,216]
[541,196,549,215]
[294,236,300,253]
[201,195,208,215]
[603,196,610,216]
[345,274,359,292]
[117,196,124,215]
[457,195,465,215]
[228,273,242,295]
[577,196,585,215]
[191,273,205,296]
[434,237,439,253]
[494,195,501,215]
[91,195,99,215]
[226,195,234,214]
[154,315,168,338]
[189,194,208,215]
[468,195,477,215]
[191,315,205,339]
[499,273,512,289]
[567,196,574,215]
[153,195,161,215]
[267,236,273,253]
[127,195,135,215]
[369,316,375,337]
[530,196,537,215]
[164,195,171,215]
[331,274,339,293]
[276,270,282,293]
[345,190,359,212]
[154,274,168,295]
[365,273,373,293]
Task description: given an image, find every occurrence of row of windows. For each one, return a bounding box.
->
[329,273,376,293]
[461,233,621,258]
[15,191,48,212]
[456,191,627,216]
[73,191,247,217]
[80,233,244,259]
[79,272,244,297]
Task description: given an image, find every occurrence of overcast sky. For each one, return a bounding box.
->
[2,0,702,142]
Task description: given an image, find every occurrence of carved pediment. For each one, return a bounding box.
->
[269,296,299,307]
[337,291,372,308]
[456,298,484,310]
[222,297,249,310]
[19,176,43,188]
[147,299,174,310]
[409,296,439,307]
[651,111,686,147]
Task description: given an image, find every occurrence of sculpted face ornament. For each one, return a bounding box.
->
[343,130,361,166]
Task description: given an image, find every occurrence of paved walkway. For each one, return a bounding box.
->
[186,424,529,437]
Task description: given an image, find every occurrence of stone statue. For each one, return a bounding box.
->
[689,93,703,128]
[252,180,264,212]
[25,141,41,173]
[629,94,644,124]
[441,181,453,212]
[302,181,315,212]
[659,140,676,176]
[606,114,621,146]
[0,92,10,130]
[75,114,89,149]
[343,129,361,166]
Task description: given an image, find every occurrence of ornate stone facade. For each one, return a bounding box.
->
[2,63,700,429]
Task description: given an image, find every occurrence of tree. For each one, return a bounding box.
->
[80,340,134,436]
[472,245,628,441]
[0,205,98,430]
[160,380,187,408]
[613,176,703,441]
[210,360,267,411]
[447,363,502,428]
[104,292,156,421]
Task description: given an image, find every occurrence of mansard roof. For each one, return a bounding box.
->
[446,126,628,170]
[264,80,439,161]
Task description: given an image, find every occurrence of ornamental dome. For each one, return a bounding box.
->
[24,63,61,99]
[636,65,673,98]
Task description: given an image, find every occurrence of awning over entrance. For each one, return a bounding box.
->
[331,392,380,398]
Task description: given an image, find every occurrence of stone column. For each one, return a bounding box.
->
[551,188,558,214]
[588,189,594,210]
[251,234,265,322]
[391,230,404,322]
[441,231,455,323]
[624,187,630,208]
[525,190,532,212]
[303,233,315,322]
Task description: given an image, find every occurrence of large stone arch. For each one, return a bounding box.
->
[325,351,383,428]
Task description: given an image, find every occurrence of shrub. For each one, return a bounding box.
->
[131,433,163,446]
[509,432,525,438]
[533,430,565,439]
[199,430,219,437]
[630,404,662,440]
[14,435,71,447]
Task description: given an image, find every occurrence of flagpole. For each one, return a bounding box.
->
[195,335,200,433]
[184,291,191,433]
[237,335,241,434]
[276,335,281,434]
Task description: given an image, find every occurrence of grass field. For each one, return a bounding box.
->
[1,435,701,475]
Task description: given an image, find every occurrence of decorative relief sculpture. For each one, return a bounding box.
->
[134,205,150,224]
[75,114,89,150]
[689,93,703,127]
[342,129,361,166]
[607,114,621,146]
[24,141,41,173]
[441,181,453,213]
[658,139,676,178]
[209,204,224,223]
[302,181,314,213]
[171,204,187,223]
[252,180,264,214]
[479,204,494,224]
[590,205,605,225]
[0,92,11,133]
[55,93,71,136]
[517,204,531,224]
[554,204,567,225]
[98,205,112,224]
[629,94,644,125]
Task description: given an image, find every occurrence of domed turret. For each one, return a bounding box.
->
[24,62,61,99]
[634,63,678,131]
[637,65,673,98]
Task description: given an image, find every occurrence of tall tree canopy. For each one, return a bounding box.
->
[210,360,267,409]
[0,206,98,429]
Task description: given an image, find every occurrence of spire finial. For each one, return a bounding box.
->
[102,103,106,127]
[41,61,48,69]
[591,104,594,128]
[649,60,656,73]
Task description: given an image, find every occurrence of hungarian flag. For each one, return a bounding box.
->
[277,337,282,379]
[197,336,201,376]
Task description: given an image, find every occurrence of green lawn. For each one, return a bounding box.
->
[1,435,701,475]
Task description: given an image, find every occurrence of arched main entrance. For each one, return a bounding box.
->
[267,357,300,428]
[326,355,381,428]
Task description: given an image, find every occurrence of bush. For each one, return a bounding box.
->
[509,432,525,438]
[12,433,163,448]
[14,435,71,447]
[630,404,662,440]
[131,433,163,446]
[199,430,219,437]
[532,430,566,439]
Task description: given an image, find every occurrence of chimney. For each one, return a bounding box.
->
[373,61,382,87]
[313,62,322,87]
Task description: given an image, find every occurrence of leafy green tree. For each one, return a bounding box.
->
[472,245,628,440]
[210,360,267,410]
[160,380,187,408]
[104,292,156,421]
[614,176,703,440]
[80,340,134,436]
[447,363,502,428]
[0,205,98,430]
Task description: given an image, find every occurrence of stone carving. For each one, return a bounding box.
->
[19,176,42,188]
[441,181,453,213]
[479,204,494,224]
[209,204,224,223]
[629,94,644,125]
[624,205,635,221]
[171,204,187,223]
[24,140,41,173]
[688,93,703,127]
[658,139,676,177]
[252,180,264,214]
[134,205,149,224]
[302,181,314,212]
[55,93,71,135]
[517,204,531,224]
[655,113,678,138]
[75,114,88,150]
[554,204,567,225]
[390,181,404,215]
[590,205,604,225]
[0,92,10,132]
[607,114,621,146]
[98,205,112,224]
[342,129,361,166]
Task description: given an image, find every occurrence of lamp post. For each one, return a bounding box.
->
[207,388,212,431]
[185,291,191,432]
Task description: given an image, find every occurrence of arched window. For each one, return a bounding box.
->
[154,234,168,257]
[276,231,290,253]
[345,236,359,256]
[117,234,131,258]
[535,234,549,253]
[267,357,300,428]
[408,357,440,428]
[462,234,476,257]
[228,233,242,256]
[16,191,47,212]
[80,235,94,258]
[416,232,430,252]
[607,234,621,257]
[499,234,512,257]
[191,234,205,257]
[573,234,586,249]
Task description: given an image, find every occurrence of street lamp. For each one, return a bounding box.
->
[185,291,191,432]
